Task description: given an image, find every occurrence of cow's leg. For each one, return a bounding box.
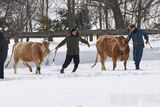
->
[13,56,19,74]
[23,62,32,72]
[100,59,106,70]
[124,55,129,70]
[124,60,127,70]
[35,61,41,74]
[36,65,41,74]
[99,54,107,70]
[112,57,117,70]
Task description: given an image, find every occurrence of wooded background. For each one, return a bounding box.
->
[0,0,160,36]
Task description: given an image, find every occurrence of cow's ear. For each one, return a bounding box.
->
[42,41,47,45]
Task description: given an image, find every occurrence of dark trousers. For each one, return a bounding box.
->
[0,62,4,79]
[133,48,143,68]
[62,55,80,69]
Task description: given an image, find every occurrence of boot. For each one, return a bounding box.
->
[60,67,64,74]
[72,68,77,73]
[135,66,140,70]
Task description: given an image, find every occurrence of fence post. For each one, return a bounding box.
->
[96,35,99,39]
[48,36,53,41]
[14,33,19,43]
[26,37,29,42]
[89,34,93,41]
[48,32,53,41]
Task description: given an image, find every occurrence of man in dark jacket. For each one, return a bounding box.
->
[126,24,149,70]
[55,28,90,73]
[0,31,8,79]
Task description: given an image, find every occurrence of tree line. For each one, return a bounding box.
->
[0,0,160,35]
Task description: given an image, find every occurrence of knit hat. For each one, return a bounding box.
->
[130,24,136,28]
[70,28,77,33]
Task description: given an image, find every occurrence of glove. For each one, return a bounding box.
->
[88,43,90,48]
[146,40,149,44]
[126,37,130,41]
[55,46,59,50]
[125,37,130,44]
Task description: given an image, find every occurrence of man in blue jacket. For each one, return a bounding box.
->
[126,24,149,70]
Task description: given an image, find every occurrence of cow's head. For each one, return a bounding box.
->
[41,41,50,56]
[116,35,127,51]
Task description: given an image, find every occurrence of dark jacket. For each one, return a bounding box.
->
[127,28,149,49]
[0,31,8,62]
[58,33,89,55]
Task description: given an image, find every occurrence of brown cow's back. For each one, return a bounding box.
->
[96,35,118,57]
[5,41,50,74]
[14,42,42,62]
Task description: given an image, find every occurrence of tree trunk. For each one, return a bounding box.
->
[67,0,72,30]
[26,0,30,41]
[137,0,142,28]
[104,1,108,30]
[124,0,127,27]
[71,0,75,28]
[41,0,45,30]
[109,0,125,29]
[46,0,48,17]
[99,0,102,30]
[96,0,125,29]
[85,0,89,30]
[41,0,44,17]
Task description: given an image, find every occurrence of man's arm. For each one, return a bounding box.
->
[79,36,90,47]
[58,38,67,47]
[79,36,89,44]
[141,30,149,44]
[125,33,132,44]
[55,37,68,50]
[141,30,149,40]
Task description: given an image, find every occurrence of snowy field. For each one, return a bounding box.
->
[1,35,160,107]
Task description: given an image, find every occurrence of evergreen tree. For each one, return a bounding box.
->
[36,16,52,32]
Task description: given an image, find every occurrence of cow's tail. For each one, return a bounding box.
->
[91,51,99,68]
[5,43,17,68]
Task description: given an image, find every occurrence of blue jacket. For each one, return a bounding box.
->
[127,28,149,49]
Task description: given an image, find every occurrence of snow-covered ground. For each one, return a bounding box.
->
[1,35,160,107]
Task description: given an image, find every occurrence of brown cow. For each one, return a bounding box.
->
[5,41,50,74]
[92,35,130,70]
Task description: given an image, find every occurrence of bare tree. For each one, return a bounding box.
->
[98,0,102,29]
[137,0,142,28]
[71,0,76,28]
[67,0,72,30]
[46,0,49,17]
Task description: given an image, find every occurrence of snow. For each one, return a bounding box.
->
[1,34,160,107]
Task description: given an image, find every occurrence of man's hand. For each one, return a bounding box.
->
[88,43,90,48]
[55,46,59,50]
[126,37,130,41]
[125,37,130,44]
[145,40,149,44]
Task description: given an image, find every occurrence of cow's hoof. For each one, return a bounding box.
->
[35,73,40,74]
